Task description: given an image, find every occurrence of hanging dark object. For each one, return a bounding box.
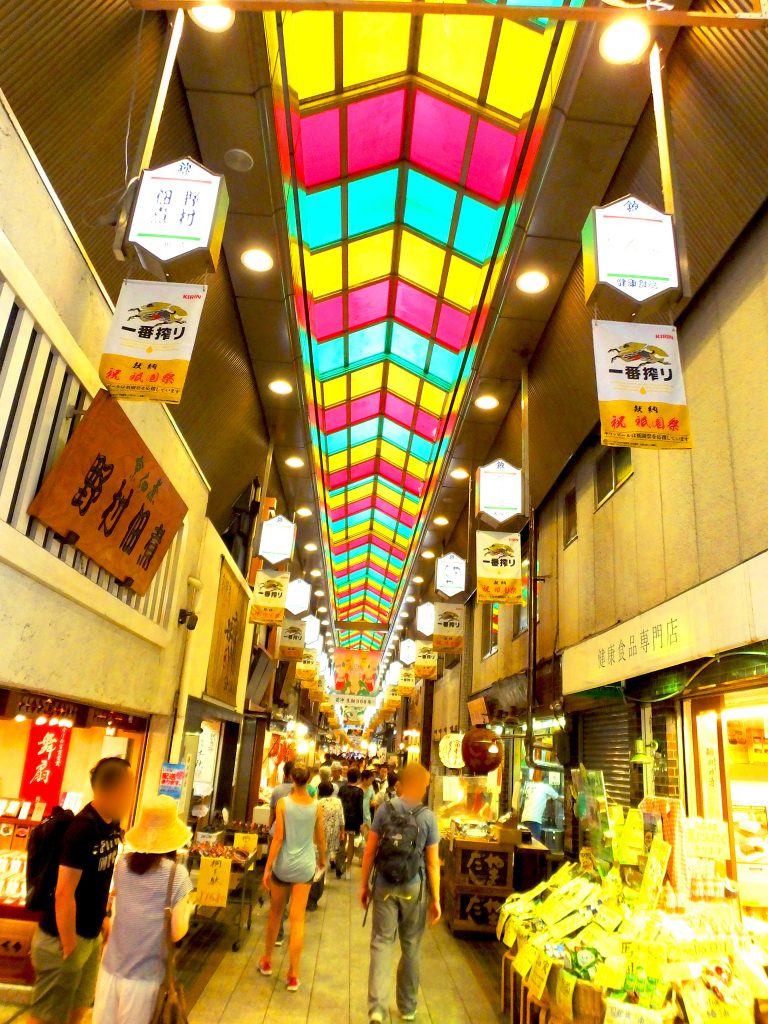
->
[461,726,503,774]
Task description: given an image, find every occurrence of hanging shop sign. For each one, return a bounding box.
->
[249,568,290,625]
[416,601,435,637]
[258,514,296,566]
[433,603,465,653]
[415,641,438,680]
[582,195,680,307]
[438,732,465,770]
[477,459,523,524]
[334,650,381,694]
[592,320,691,450]
[286,578,311,615]
[27,390,187,595]
[19,722,72,813]
[400,638,417,666]
[296,651,318,684]
[303,614,321,646]
[277,619,306,660]
[476,530,523,605]
[396,666,416,697]
[99,280,207,404]
[205,558,250,707]
[158,763,186,801]
[127,157,229,281]
[435,552,466,598]
[338,693,376,727]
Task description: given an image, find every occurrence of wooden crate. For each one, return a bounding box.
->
[444,883,508,935]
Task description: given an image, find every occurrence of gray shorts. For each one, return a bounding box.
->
[31,928,102,1023]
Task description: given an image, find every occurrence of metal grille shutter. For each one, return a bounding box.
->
[579,704,640,806]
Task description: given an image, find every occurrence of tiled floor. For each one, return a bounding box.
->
[0,866,503,1024]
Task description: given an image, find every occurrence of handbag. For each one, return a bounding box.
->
[149,859,190,1024]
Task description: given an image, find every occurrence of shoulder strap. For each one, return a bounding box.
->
[162,858,178,987]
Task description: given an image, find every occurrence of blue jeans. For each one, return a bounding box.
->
[523,820,543,841]
[368,883,427,1020]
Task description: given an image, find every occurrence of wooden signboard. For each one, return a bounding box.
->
[27,390,187,595]
[204,559,249,707]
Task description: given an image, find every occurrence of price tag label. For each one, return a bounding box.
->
[197,856,231,908]
[528,951,553,1001]
[513,942,538,978]
[554,969,577,1019]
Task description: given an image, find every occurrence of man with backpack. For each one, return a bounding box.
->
[336,767,365,879]
[28,756,133,1024]
[360,762,441,1024]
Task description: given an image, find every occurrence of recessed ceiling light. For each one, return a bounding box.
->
[296,506,312,518]
[450,468,469,481]
[268,379,293,396]
[421,550,436,560]
[433,515,449,527]
[321,619,330,626]
[309,569,322,578]
[413,576,424,585]
[405,595,416,604]
[304,542,318,552]
[396,624,404,632]
[516,270,550,294]
[599,18,652,64]
[224,148,254,172]
[285,456,305,469]
[475,394,499,411]
[189,2,235,33]
[241,247,274,273]
[317,606,328,613]
[314,589,325,598]
[400,611,409,619]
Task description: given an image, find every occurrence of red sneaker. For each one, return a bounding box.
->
[286,975,300,992]
[258,957,273,976]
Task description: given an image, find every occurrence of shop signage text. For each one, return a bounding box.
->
[20,722,71,813]
[476,530,523,605]
[158,762,186,801]
[249,568,290,625]
[205,559,249,707]
[436,551,466,598]
[477,459,522,524]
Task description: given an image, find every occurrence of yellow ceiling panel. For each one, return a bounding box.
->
[343,13,411,88]
[418,15,493,100]
[399,231,445,295]
[386,363,421,404]
[348,230,395,289]
[309,246,343,298]
[420,380,448,416]
[283,12,336,100]
[322,374,348,407]
[444,254,483,310]
[350,363,384,396]
[487,22,548,118]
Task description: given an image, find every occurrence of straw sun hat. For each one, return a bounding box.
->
[124,795,192,854]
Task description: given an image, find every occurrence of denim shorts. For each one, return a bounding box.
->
[31,928,102,1023]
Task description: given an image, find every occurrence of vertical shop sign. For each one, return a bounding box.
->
[127,157,229,281]
[285,578,312,615]
[399,638,416,666]
[196,856,232,908]
[205,559,249,706]
[416,602,435,638]
[477,459,522,524]
[593,320,691,449]
[476,530,523,605]
[99,280,207,404]
[158,763,186,801]
[696,712,724,820]
[334,650,381,694]
[20,723,72,812]
[296,651,318,685]
[277,619,306,660]
[433,603,465,653]
[249,569,290,625]
[414,641,438,680]
[435,552,466,598]
[27,390,188,595]
[396,666,416,697]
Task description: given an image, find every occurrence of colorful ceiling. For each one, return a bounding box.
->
[265,5,577,650]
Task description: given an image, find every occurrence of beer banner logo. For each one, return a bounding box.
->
[296,651,317,684]
[476,530,523,605]
[334,649,381,694]
[99,280,207,404]
[415,641,438,680]
[249,569,290,625]
[277,618,305,660]
[593,320,691,450]
[396,666,416,698]
[433,603,465,653]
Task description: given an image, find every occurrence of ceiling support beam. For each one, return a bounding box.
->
[130,0,768,30]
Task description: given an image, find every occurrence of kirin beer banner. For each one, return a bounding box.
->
[396,666,416,698]
[296,651,317,685]
[592,320,691,450]
[476,530,523,605]
[277,618,306,660]
[433,603,465,653]
[249,569,290,625]
[414,641,438,680]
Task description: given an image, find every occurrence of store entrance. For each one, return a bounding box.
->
[686,685,768,926]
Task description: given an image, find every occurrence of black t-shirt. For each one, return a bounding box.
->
[40,804,122,939]
[338,783,365,832]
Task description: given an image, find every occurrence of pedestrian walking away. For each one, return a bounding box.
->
[92,795,193,1024]
[260,763,326,992]
[28,757,134,1024]
[267,760,295,945]
[337,767,365,879]
[361,762,441,1024]
[307,780,344,911]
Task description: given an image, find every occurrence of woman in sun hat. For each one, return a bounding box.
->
[92,795,193,1024]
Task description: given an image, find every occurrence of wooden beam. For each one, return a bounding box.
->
[130,0,768,30]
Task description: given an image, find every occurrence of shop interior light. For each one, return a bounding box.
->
[304,542,318,552]
[14,713,26,723]
[268,379,293,396]
[475,394,499,411]
[49,717,59,727]
[450,468,469,481]
[285,455,305,469]
[241,247,274,272]
[189,1,236,33]
[516,270,550,294]
[35,715,48,726]
[433,516,449,527]
[599,18,652,64]
[296,506,312,518]
[421,549,436,559]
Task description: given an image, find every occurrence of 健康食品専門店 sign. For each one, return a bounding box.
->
[99,280,207,405]
[476,530,523,605]
[249,569,290,625]
[27,391,187,595]
[593,320,691,450]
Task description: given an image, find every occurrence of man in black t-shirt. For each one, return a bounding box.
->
[30,757,133,1024]
[337,767,365,879]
